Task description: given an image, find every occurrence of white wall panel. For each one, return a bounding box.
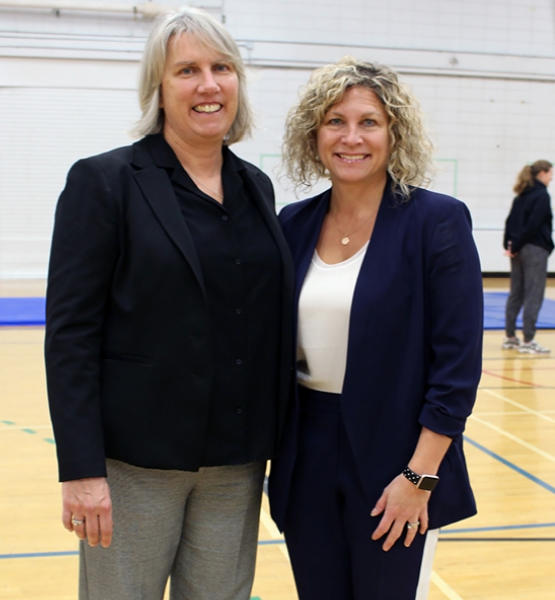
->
[0,85,138,277]
[226,0,554,56]
[0,0,554,276]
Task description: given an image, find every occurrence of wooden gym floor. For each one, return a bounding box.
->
[1,278,554,599]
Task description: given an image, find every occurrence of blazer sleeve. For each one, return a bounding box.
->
[419,201,483,437]
[44,157,120,481]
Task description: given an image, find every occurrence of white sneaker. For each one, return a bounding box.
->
[518,340,550,354]
[502,336,520,349]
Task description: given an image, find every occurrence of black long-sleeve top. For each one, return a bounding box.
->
[503,180,553,254]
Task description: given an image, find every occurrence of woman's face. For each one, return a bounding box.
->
[160,33,239,147]
[316,86,390,188]
[536,168,553,186]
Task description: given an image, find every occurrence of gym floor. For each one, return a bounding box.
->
[1,278,554,599]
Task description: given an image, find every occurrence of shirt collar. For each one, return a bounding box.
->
[145,133,244,174]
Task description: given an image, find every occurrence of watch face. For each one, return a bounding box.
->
[418,476,439,491]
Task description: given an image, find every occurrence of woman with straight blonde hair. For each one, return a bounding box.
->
[503,159,553,353]
[45,7,294,599]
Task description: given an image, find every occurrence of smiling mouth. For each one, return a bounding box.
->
[193,103,222,113]
[336,153,368,162]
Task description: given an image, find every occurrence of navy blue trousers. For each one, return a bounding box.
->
[284,388,430,600]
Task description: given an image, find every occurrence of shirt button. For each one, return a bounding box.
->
[235,407,244,415]
[234,358,243,366]
[221,214,229,222]
[234,258,241,265]
[235,308,242,315]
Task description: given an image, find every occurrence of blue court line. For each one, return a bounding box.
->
[464,435,555,495]
[442,522,555,534]
[2,431,552,559]
[3,524,555,561]
[0,543,282,559]
[1,550,78,559]
[4,427,554,499]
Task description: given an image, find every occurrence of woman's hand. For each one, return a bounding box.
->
[370,474,430,551]
[505,241,517,258]
[62,477,113,548]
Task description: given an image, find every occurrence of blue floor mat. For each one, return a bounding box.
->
[0,297,45,325]
[483,291,555,330]
[1,293,555,329]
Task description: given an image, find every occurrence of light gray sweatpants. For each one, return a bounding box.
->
[79,458,265,600]
[505,243,549,342]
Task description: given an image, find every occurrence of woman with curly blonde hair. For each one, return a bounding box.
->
[269,57,483,599]
[282,56,433,197]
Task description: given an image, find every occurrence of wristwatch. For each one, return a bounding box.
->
[402,466,439,491]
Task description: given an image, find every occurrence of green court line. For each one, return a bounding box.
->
[434,157,459,196]
[259,153,281,170]
[2,420,53,443]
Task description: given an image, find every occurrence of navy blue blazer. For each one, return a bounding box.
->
[269,182,483,531]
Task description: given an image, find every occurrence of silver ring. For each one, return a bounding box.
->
[71,517,85,527]
[406,521,420,529]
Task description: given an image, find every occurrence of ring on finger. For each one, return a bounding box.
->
[71,517,85,527]
[406,521,420,529]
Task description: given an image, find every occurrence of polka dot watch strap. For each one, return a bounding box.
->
[402,466,421,485]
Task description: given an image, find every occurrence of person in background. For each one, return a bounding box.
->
[503,159,553,354]
[269,57,483,600]
[44,7,293,600]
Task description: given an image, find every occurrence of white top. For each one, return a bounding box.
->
[296,242,368,393]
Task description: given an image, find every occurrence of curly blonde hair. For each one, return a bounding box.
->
[283,57,433,199]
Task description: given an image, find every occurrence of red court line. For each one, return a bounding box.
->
[481,369,544,388]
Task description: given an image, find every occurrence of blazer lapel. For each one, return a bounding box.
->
[241,170,295,289]
[291,190,330,306]
[131,139,206,295]
[343,183,406,388]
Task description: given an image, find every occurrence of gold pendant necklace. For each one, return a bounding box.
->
[329,212,369,246]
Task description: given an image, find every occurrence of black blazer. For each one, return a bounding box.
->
[45,135,294,482]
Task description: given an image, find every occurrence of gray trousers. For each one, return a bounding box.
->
[505,243,549,342]
[79,459,265,600]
